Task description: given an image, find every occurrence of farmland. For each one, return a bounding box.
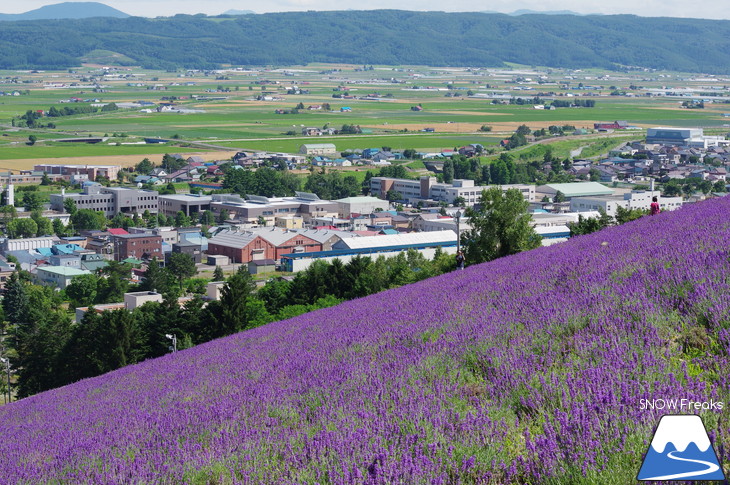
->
[2,63,730,171]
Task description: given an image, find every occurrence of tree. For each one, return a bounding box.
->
[0,205,16,224]
[52,218,65,236]
[40,173,51,185]
[199,210,215,226]
[65,274,99,307]
[553,190,566,203]
[206,266,257,338]
[139,258,176,297]
[28,135,37,146]
[29,210,51,236]
[386,190,403,202]
[3,272,29,324]
[11,310,72,398]
[71,209,106,231]
[212,265,225,281]
[136,158,154,175]
[462,187,541,265]
[442,160,454,183]
[167,253,197,290]
[257,278,291,314]
[174,211,192,228]
[21,191,43,212]
[6,218,38,238]
[217,210,229,224]
[568,209,613,236]
[615,206,648,224]
[63,198,77,215]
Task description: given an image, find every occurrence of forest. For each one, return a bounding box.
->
[0,11,729,72]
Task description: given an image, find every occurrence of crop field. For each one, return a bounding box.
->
[1,64,729,168]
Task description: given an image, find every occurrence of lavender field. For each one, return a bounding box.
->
[1,197,730,484]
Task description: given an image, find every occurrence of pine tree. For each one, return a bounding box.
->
[212,266,225,281]
[3,272,29,324]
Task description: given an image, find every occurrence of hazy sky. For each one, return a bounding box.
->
[6,0,730,20]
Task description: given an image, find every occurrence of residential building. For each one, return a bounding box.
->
[36,266,92,289]
[170,241,202,264]
[112,233,163,261]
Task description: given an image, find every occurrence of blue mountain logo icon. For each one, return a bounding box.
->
[638,415,725,481]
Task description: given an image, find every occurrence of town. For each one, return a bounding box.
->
[0,121,726,297]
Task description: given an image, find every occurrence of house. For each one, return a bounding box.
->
[80,253,109,272]
[362,148,381,159]
[150,168,168,177]
[170,241,202,264]
[302,127,323,136]
[36,266,92,289]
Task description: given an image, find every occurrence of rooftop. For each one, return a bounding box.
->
[539,182,614,197]
[37,267,91,277]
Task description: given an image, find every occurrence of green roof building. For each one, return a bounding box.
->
[35,266,92,289]
[537,182,614,199]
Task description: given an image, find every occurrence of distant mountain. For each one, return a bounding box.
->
[0,10,729,73]
[0,2,129,21]
[509,9,587,16]
[480,9,588,16]
[222,9,256,16]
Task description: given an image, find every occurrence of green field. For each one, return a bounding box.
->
[1,64,728,164]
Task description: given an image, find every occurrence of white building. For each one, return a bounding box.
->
[336,196,390,218]
[0,236,57,255]
[570,190,682,216]
[369,176,534,205]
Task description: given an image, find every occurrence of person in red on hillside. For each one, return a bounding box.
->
[650,196,661,216]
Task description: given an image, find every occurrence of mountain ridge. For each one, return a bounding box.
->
[0,2,129,21]
[0,10,729,72]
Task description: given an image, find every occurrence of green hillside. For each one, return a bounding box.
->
[0,11,729,72]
